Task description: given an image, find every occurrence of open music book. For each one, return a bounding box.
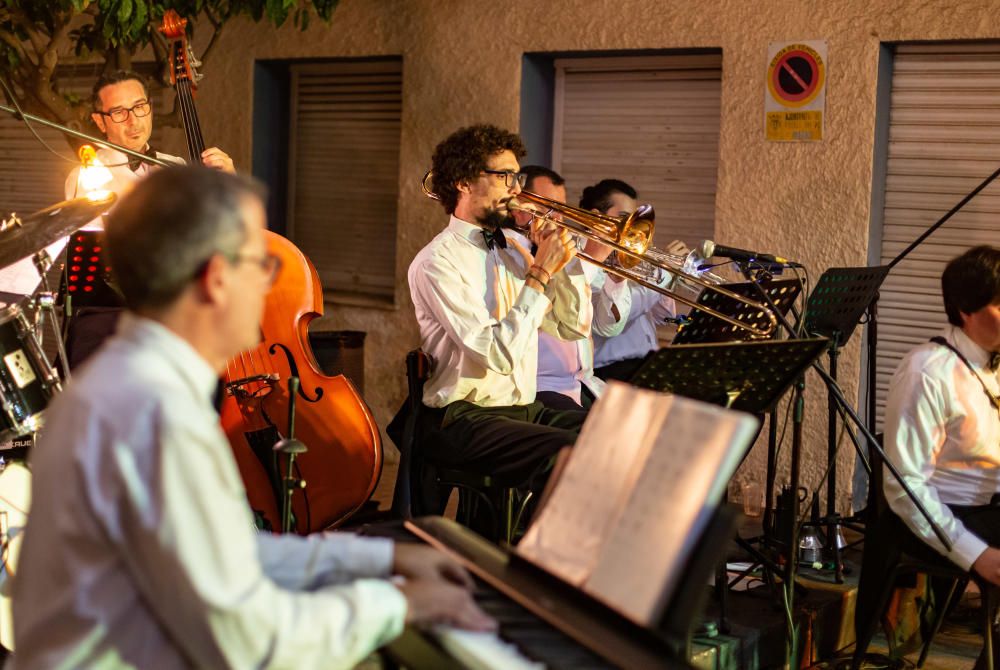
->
[516,381,759,627]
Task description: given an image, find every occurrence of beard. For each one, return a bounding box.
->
[476,206,517,231]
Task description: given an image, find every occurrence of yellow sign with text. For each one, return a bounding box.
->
[766,110,823,141]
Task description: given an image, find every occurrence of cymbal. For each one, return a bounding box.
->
[0,194,116,270]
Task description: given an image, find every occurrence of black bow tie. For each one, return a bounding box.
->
[481,227,507,251]
[990,352,1000,372]
[128,146,157,172]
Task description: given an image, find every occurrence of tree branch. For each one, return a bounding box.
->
[199,22,224,67]
[7,6,47,58]
[0,28,26,60]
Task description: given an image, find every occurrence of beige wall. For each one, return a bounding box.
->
[183,0,999,512]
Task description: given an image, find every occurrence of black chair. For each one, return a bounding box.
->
[390,349,532,544]
[853,439,994,669]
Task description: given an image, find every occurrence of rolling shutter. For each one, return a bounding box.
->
[875,43,1000,425]
[552,54,722,250]
[286,59,402,305]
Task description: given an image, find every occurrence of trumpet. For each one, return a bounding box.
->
[420,171,776,338]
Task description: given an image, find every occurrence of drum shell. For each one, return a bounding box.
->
[0,306,58,441]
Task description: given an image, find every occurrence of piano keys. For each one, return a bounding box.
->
[382,516,697,670]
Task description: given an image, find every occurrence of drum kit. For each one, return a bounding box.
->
[0,193,116,651]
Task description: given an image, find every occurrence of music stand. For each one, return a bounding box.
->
[631,337,828,413]
[672,278,801,345]
[803,266,890,582]
[631,337,828,633]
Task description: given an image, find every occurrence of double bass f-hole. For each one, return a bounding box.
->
[267,343,323,402]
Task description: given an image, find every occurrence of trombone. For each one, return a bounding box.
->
[421,171,777,338]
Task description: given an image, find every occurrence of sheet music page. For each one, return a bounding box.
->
[0,238,68,299]
[516,382,673,586]
[585,398,759,626]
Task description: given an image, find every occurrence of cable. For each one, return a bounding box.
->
[0,76,80,165]
[0,75,141,170]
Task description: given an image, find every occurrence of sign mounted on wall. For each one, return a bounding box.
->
[764,40,827,141]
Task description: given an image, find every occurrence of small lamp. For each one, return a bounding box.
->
[76,145,113,202]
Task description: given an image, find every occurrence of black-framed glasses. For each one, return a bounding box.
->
[230,252,283,285]
[483,169,527,190]
[97,100,152,123]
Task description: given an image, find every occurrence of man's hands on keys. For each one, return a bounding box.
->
[201,147,235,174]
[393,544,497,631]
[393,544,473,587]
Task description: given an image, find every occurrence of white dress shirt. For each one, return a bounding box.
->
[12,315,405,669]
[64,146,186,228]
[593,278,676,368]
[408,216,591,408]
[883,324,1000,570]
[535,263,632,403]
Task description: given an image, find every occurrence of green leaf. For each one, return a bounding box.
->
[118,0,134,24]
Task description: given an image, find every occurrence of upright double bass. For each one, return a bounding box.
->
[160,11,382,533]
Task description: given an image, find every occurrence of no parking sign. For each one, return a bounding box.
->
[765,40,827,141]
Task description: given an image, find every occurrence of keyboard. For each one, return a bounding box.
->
[383,517,690,670]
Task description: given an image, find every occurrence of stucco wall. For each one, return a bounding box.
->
[181,0,1000,513]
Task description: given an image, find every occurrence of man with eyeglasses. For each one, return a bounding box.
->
[61,70,236,369]
[12,166,494,669]
[857,245,1000,670]
[65,69,234,202]
[399,125,590,539]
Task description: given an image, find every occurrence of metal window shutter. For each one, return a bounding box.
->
[552,54,722,250]
[875,43,1000,426]
[0,64,167,216]
[287,59,402,304]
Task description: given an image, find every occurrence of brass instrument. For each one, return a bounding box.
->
[420,171,777,337]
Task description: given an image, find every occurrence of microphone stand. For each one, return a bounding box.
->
[273,377,307,534]
[0,102,171,169]
[737,262,951,668]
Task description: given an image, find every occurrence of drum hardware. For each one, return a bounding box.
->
[27,249,72,382]
[0,195,115,271]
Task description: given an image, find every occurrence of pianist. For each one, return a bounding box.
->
[11,167,493,669]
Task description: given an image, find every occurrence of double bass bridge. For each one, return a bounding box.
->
[225,373,280,399]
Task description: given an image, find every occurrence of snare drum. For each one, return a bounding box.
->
[0,304,60,441]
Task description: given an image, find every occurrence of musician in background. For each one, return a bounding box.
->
[407,125,589,514]
[65,69,234,200]
[511,165,629,410]
[12,167,493,669]
[869,245,1000,669]
[582,179,677,382]
[62,70,235,369]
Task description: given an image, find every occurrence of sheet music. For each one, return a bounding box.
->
[516,381,759,627]
[586,401,758,625]
[517,383,672,585]
[0,238,67,299]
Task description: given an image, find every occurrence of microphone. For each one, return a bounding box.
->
[699,240,801,267]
